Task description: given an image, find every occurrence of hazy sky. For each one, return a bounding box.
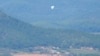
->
[0,0,100,29]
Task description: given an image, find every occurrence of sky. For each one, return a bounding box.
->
[0,0,100,31]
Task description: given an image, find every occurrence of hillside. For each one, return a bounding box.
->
[0,11,100,50]
[0,0,100,32]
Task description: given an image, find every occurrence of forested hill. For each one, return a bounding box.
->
[0,11,100,49]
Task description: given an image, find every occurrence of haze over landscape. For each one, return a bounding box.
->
[0,0,100,56]
[0,0,100,32]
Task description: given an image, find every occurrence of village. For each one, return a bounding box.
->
[12,46,100,56]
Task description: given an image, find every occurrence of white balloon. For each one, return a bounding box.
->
[51,5,55,10]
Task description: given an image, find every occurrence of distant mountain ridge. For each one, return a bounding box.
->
[0,0,100,32]
[0,11,100,49]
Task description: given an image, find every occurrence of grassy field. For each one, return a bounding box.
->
[68,48,100,56]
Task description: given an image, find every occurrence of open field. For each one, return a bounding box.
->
[13,53,62,56]
[13,53,49,56]
[68,48,100,56]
